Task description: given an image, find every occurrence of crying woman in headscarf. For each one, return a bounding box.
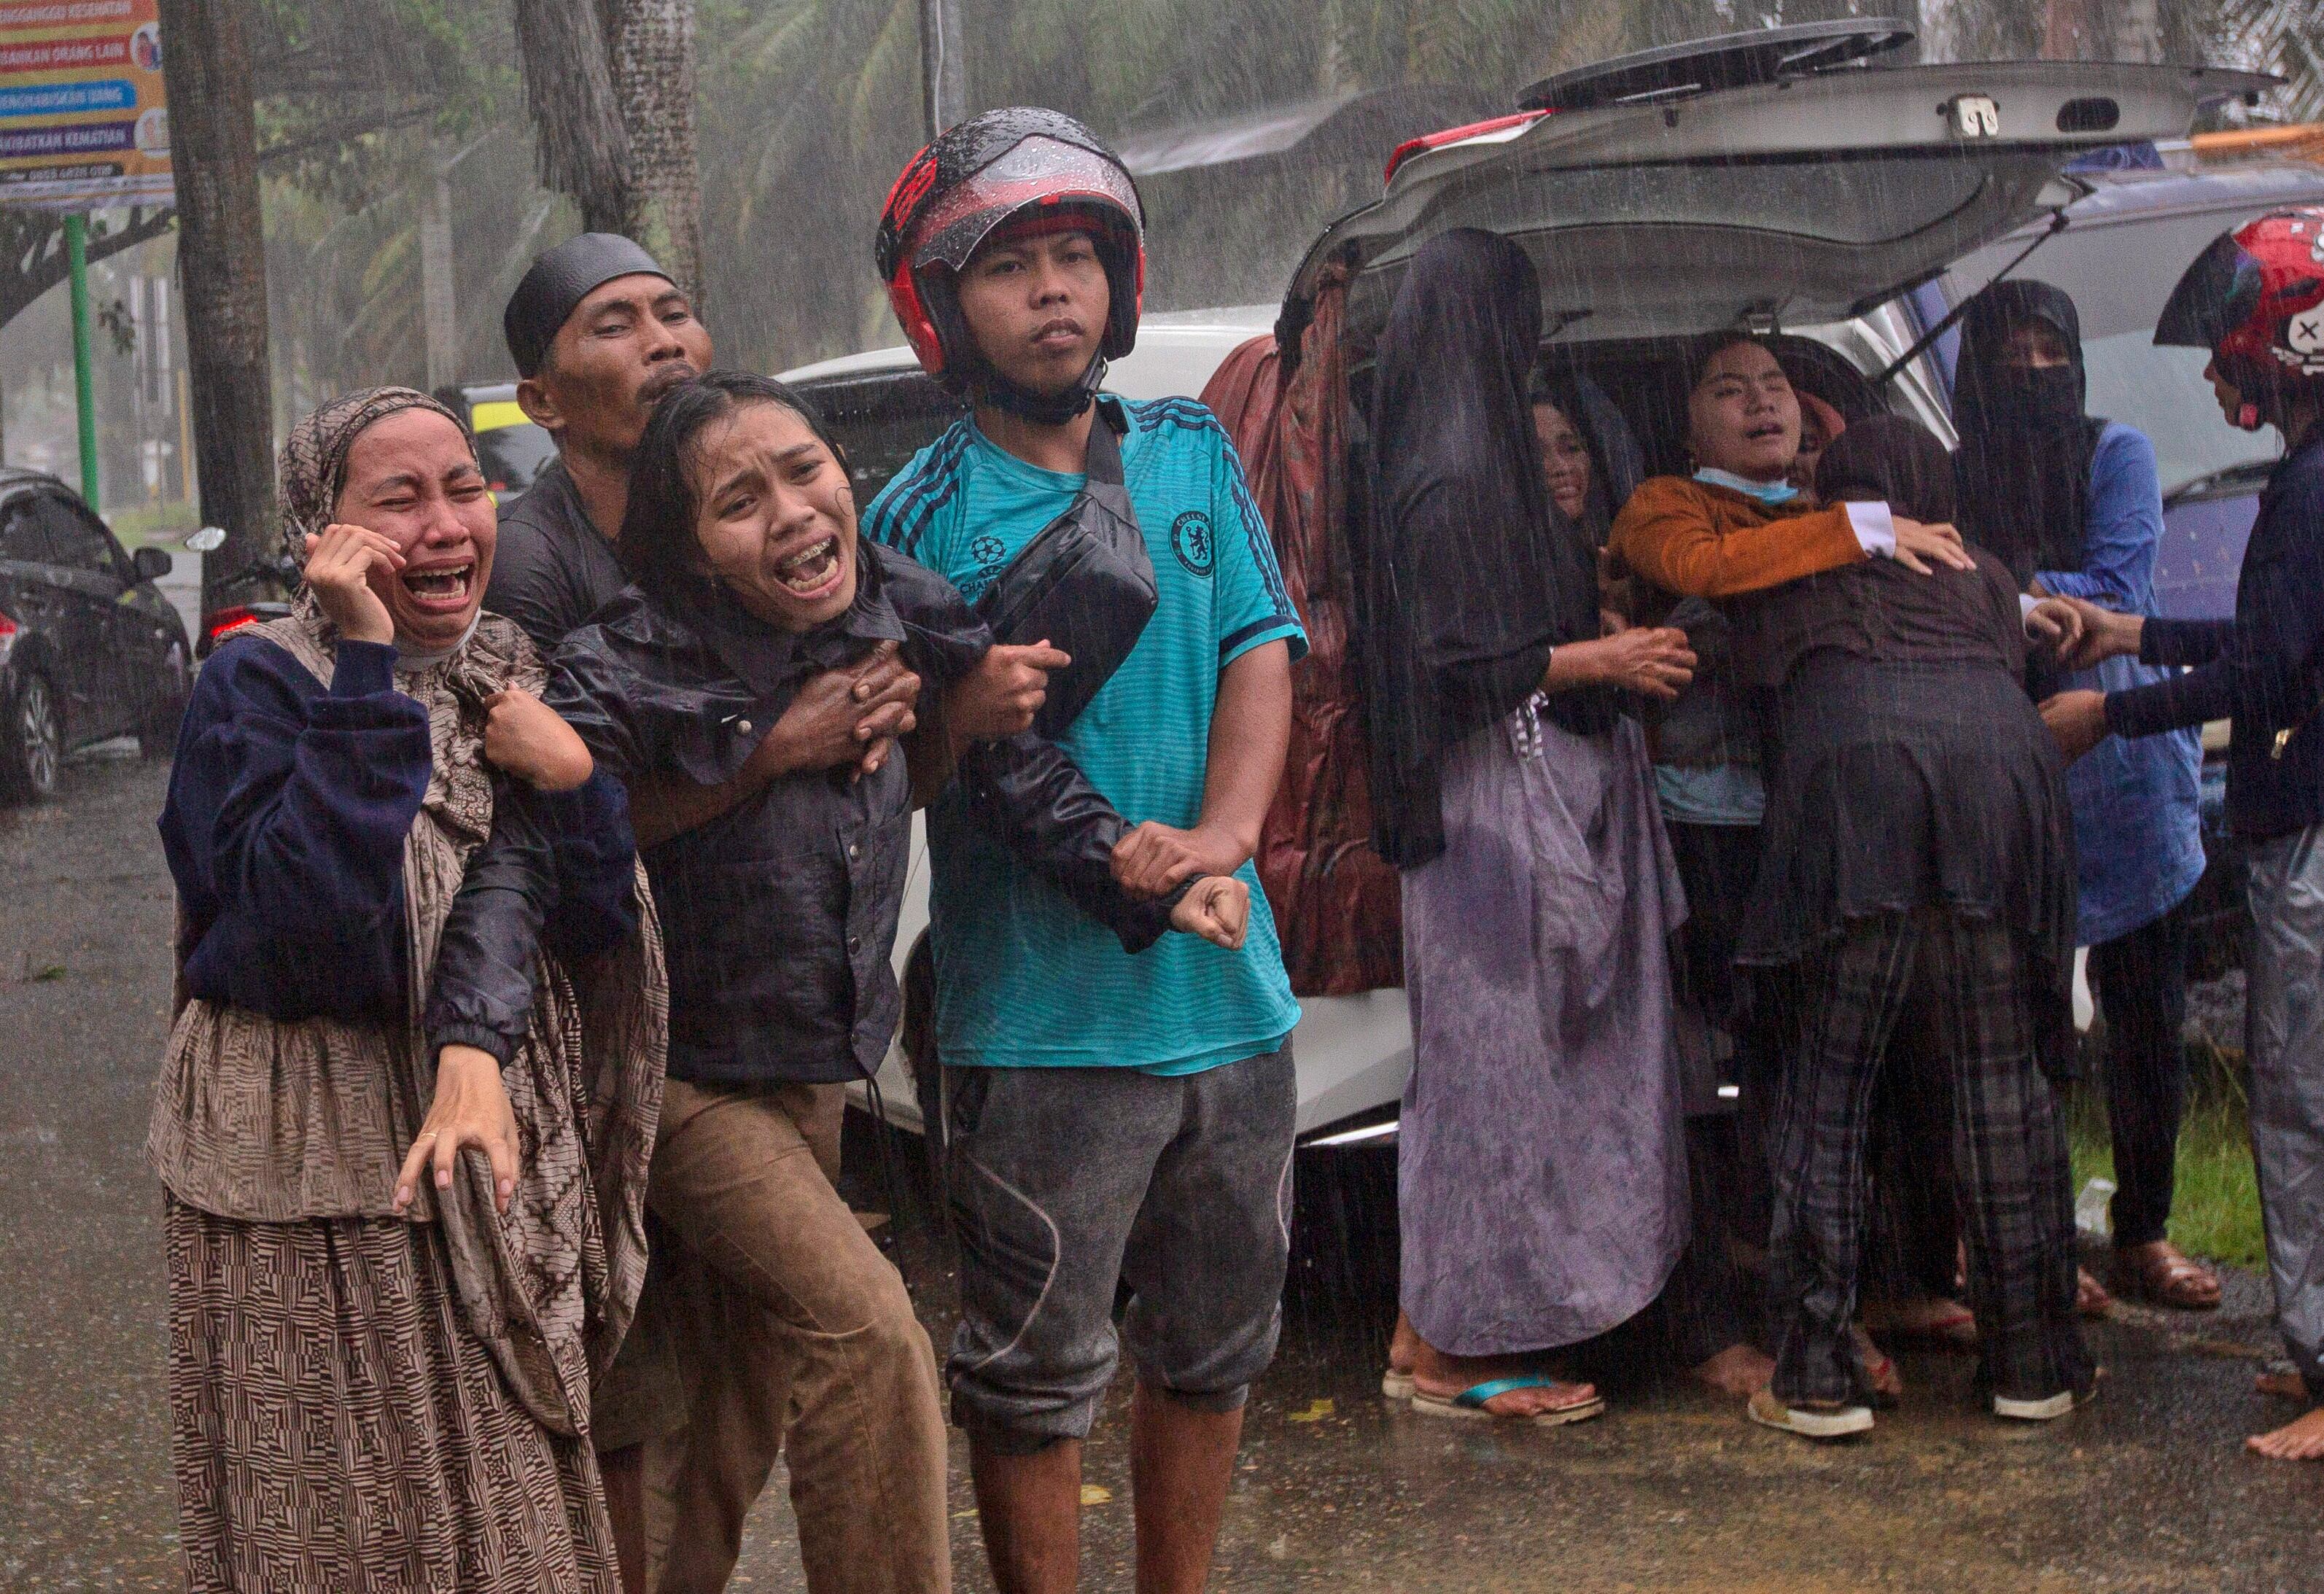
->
[149,387,662,1592]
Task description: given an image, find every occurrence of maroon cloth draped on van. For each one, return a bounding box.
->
[1200,269,1402,995]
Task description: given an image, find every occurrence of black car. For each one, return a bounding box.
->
[0,468,193,801]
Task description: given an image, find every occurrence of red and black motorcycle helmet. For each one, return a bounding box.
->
[877,107,1145,401]
[2156,206,2324,430]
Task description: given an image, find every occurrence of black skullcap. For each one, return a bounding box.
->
[503,233,672,377]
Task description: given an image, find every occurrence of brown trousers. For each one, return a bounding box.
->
[640,1078,951,1594]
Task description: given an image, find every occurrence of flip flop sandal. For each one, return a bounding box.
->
[2113,1248,2223,1311]
[1857,1346,1904,1411]
[1410,1375,1606,1427]
[1380,1367,1415,1401]
[1746,1387,1873,1440]
[1877,1304,1979,1351]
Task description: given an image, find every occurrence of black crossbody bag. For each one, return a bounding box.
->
[972,397,1157,737]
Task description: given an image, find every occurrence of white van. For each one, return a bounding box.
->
[780,25,2265,1146]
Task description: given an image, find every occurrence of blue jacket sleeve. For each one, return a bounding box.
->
[163,637,431,965]
[2038,426,2160,610]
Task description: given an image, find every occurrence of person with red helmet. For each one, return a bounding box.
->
[865,109,1307,1592]
[2044,206,2324,1461]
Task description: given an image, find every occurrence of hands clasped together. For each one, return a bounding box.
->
[2029,594,2150,764]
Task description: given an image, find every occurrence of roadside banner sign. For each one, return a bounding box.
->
[0,0,171,211]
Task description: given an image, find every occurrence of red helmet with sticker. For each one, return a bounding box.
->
[2156,206,2324,428]
[876,107,1144,389]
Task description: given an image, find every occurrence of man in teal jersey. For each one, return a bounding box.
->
[868,109,1305,1593]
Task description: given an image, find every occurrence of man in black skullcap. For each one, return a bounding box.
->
[489,232,714,645]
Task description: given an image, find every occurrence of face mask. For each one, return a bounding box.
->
[1694,467,1800,506]
[1988,363,2084,425]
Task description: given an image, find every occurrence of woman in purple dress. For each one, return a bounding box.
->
[1350,230,1699,1423]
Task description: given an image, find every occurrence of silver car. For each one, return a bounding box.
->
[782,32,2264,1146]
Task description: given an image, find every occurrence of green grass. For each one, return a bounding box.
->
[2067,1037,2266,1270]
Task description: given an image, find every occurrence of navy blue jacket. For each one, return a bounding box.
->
[158,634,637,1065]
[2106,427,2324,840]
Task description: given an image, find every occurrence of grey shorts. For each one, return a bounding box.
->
[941,1047,1297,1451]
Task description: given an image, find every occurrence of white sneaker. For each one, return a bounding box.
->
[1994,1376,2101,1422]
[1748,1387,1874,1439]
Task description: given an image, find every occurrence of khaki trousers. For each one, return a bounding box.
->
[648,1078,950,1594]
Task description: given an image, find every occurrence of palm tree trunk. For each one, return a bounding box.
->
[511,0,632,234]
[420,134,459,391]
[156,0,276,615]
[608,0,702,300]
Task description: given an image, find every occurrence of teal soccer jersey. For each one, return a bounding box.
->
[863,397,1306,1073]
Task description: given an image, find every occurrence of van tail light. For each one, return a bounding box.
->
[204,605,261,648]
[1383,111,1550,186]
[0,607,15,665]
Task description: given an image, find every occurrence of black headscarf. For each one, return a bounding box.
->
[1816,413,1957,525]
[1351,228,1617,869]
[1952,279,2109,586]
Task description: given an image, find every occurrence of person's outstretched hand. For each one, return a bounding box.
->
[303,524,403,645]
[483,688,594,791]
[2024,597,2086,660]
[947,640,1072,740]
[2056,596,2145,673]
[2040,689,2111,764]
[1170,875,1251,951]
[1887,517,1975,575]
[1548,626,1695,700]
[395,1043,519,1216]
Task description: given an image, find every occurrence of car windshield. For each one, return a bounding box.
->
[475,421,556,496]
[1946,205,2282,500]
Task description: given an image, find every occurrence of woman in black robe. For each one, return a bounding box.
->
[1354,229,1703,1425]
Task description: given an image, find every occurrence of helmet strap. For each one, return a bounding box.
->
[968,351,1107,427]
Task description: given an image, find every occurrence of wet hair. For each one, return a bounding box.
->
[616,371,851,589]
[1686,329,1781,393]
[1525,367,1577,421]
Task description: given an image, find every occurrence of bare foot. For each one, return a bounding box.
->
[2113,1240,2222,1310]
[1690,1342,1776,1398]
[1387,1310,1421,1380]
[2247,1405,2324,1461]
[2077,1267,2114,1318]
[1410,1339,1599,1419]
[2256,1369,2309,1401]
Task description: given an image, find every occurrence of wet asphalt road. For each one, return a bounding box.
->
[4,751,2319,1593]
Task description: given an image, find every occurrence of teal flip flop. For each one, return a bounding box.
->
[1410,1375,1605,1426]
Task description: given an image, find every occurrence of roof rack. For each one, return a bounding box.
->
[1517,18,1916,114]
